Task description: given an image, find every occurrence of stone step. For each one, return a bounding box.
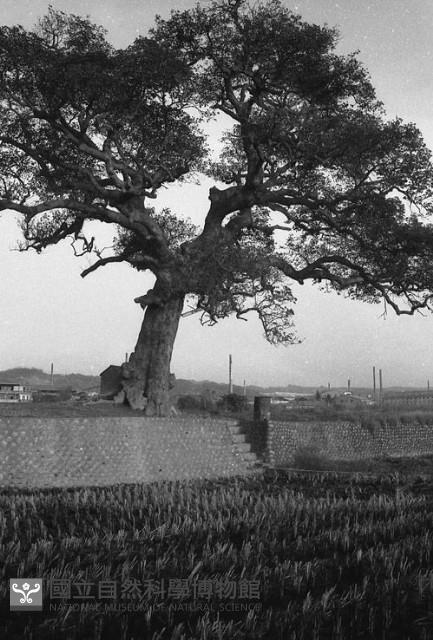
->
[246,466,264,475]
[244,467,264,476]
[228,424,243,435]
[242,451,258,462]
[231,433,247,443]
[232,441,251,453]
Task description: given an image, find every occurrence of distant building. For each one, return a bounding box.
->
[267,392,307,405]
[382,390,433,408]
[293,396,316,409]
[0,382,32,403]
[270,397,292,405]
[100,365,123,399]
[32,387,72,402]
[332,392,370,409]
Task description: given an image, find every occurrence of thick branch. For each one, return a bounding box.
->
[202,183,322,236]
[80,255,126,278]
[81,251,160,278]
[0,197,100,218]
[272,253,433,315]
[134,290,165,309]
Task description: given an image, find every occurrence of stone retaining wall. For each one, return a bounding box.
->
[0,417,250,488]
[248,420,433,465]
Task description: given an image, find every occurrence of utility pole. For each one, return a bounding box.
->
[428,379,430,391]
[379,368,383,403]
[347,378,351,392]
[243,379,246,397]
[228,354,233,394]
[373,366,376,400]
[50,362,54,386]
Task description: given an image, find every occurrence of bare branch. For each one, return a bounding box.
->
[71,234,95,257]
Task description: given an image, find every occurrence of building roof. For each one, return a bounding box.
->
[0,382,26,386]
[100,365,122,376]
[384,390,433,398]
[33,386,71,393]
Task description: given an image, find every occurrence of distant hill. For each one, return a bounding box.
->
[171,380,429,398]
[0,369,319,396]
[0,367,429,396]
[0,369,310,396]
[0,368,99,391]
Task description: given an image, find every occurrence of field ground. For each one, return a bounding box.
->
[0,401,145,418]
[1,469,433,639]
[287,450,433,477]
[2,402,433,637]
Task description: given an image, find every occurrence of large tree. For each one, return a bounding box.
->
[1,1,433,415]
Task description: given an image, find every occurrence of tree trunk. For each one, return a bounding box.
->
[120,293,184,416]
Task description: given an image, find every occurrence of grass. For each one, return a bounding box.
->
[1,470,433,639]
[0,401,147,418]
[4,399,433,429]
[269,402,433,428]
[290,446,433,475]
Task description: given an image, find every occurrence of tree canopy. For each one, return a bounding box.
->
[1,1,433,412]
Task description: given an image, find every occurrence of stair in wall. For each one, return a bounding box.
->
[227,422,264,473]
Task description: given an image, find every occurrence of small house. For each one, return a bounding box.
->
[332,392,366,409]
[292,396,316,409]
[100,365,123,399]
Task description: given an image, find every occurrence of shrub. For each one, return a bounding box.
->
[386,414,399,427]
[292,445,336,471]
[360,415,380,434]
[218,393,248,413]
[176,395,205,413]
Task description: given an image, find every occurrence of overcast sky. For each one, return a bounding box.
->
[1,0,433,389]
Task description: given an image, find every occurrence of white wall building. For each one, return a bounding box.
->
[0,382,32,402]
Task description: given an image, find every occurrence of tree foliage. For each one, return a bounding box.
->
[152,0,433,321]
[1,0,433,351]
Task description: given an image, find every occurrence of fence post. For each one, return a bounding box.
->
[253,396,272,464]
[254,396,272,423]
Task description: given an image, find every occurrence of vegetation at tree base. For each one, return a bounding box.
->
[176,392,247,415]
[1,471,433,639]
[176,394,207,413]
[2,1,433,414]
[219,393,248,413]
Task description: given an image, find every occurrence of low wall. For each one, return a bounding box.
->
[243,419,433,465]
[0,417,250,488]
